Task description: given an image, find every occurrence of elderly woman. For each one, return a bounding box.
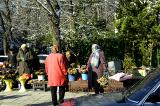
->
[87,44,107,94]
[16,44,33,75]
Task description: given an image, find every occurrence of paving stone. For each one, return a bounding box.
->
[0,90,90,106]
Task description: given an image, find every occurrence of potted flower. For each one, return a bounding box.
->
[35,69,46,81]
[0,70,15,92]
[97,76,108,87]
[18,73,31,92]
[79,65,88,80]
[67,68,77,81]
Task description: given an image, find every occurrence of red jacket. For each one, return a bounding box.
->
[45,53,67,86]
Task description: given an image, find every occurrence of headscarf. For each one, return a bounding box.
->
[90,44,100,68]
[21,44,27,49]
[20,44,27,51]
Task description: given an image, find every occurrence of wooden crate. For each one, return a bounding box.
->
[68,80,88,92]
[68,79,140,93]
[104,79,125,92]
[68,80,125,92]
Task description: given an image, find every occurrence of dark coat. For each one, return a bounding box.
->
[8,53,17,69]
[16,48,33,75]
[87,50,107,88]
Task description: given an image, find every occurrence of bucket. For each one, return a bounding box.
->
[68,74,75,81]
[38,75,45,80]
[81,73,88,80]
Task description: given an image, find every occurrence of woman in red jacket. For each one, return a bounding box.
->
[45,45,67,106]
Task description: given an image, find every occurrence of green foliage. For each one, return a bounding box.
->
[115,0,160,67]
[38,30,58,46]
[137,39,157,66]
[123,53,136,73]
[115,0,160,37]
[138,39,150,66]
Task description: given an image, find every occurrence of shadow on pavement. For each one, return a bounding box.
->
[0,94,30,100]
[29,99,76,106]
[29,102,52,106]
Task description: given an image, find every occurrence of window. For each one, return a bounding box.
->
[145,87,160,103]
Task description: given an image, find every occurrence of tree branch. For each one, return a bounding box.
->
[46,0,59,18]
[4,0,12,23]
[0,12,6,32]
[36,0,52,15]
[0,11,7,20]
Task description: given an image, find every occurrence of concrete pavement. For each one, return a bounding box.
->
[0,89,91,106]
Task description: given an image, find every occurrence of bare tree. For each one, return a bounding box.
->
[36,0,61,45]
[0,0,12,55]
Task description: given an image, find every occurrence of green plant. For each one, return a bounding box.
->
[79,65,87,74]
[138,39,157,67]
[35,69,46,75]
[123,54,136,73]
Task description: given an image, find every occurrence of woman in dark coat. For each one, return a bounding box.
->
[16,44,33,75]
[87,44,107,94]
[8,49,17,69]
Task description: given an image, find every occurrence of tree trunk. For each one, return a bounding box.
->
[49,15,60,45]
[1,0,13,55]
[0,12,8,55]
[36,0,61,49]
[3,34,8,55]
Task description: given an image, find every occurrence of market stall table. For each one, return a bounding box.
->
[29,79,48,91]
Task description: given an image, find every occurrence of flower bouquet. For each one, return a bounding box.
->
[18,73,31,92]
[19,73,30,80]
[67,68,77,75]
[97,76,108,87]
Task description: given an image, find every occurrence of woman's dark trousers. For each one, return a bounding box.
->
[50,86,65,105]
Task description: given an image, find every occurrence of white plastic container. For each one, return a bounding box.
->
[38,75,45,80]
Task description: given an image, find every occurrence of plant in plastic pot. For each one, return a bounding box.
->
[35,69,46,81]
[79,65,88,80]
[67,68,77,81]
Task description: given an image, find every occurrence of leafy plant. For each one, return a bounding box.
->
[123,54,136,73]
[138,39,157,67]
[35,69,46,75]
[79,65,87,74]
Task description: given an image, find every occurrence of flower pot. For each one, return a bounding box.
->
[4,79,13,92]
[81,73,88,80]
[38,75,45,81]
[68,74,75,81]
[18,79,27,92]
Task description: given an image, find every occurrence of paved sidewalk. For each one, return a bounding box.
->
[0,90,91,106]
